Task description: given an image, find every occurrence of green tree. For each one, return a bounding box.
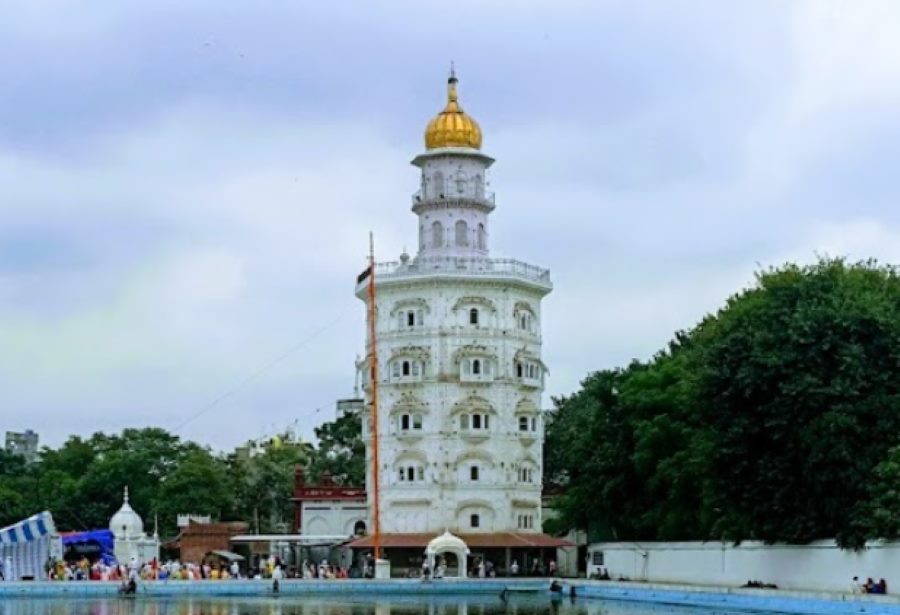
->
[307,413,365,486]
[698,259,900,547]
[545,258,900,549]
[154,449,232,535]
[229,440,309,534]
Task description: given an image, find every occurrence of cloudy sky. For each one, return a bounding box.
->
[2,1,899,451]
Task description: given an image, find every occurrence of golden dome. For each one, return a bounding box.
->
[424,69,482,150]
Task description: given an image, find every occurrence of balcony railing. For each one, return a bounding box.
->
[366,257,552,287]
[411,190,495,208]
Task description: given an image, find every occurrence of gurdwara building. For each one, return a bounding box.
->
[353,70,558,551]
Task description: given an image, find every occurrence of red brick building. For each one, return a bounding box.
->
[172,521,249,564]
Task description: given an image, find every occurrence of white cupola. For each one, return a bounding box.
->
[109,486,144,540]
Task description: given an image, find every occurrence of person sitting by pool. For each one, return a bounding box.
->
[870,579,888,594]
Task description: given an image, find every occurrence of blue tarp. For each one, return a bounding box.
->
[61,529,116,565]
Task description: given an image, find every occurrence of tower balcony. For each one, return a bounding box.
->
[358,256,552,294]
[411,190,495,214]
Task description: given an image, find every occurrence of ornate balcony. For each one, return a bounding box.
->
[359,256,552,292]
[411,190,496,214]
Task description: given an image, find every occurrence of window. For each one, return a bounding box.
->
[432,221,443,248]
[469,308,479,325]
[593,551,604,566]
[518,313,532,331]
[399,465,424,483]
[519,416,529,431]
[470,466,480,481]
[407,311,415,327]
[455,220,468,246]
[454,170,467,194]
[518,468,533,483]
[472,359,481,375]
[470,514,480,528]
[474,174,484,198]
[516,362,523,378]
[477,223,486,250]
[402,361,411,376]
[472,414,482,429]
[433,171,445,197]
[413,415,422,430]
[531,417,537,431]
[401,415,410,430]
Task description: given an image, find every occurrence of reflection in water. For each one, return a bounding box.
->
[0,596,784,615]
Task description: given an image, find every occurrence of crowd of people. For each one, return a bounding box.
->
[852,576,888,595]
[39,555,364,583]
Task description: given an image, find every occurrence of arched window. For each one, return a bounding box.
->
[472,414,482,429]
[470,466,480,481]
[455,220,468,246]
[472,359,481,375]
[433,171,444,197]
[519,416,529,431]
[353,520,366,536]
[474,174,484,198]
[470,514,480,528]
[477,223,486,250]
[402,361,411,376]
[407,466,415,481]
[469,308,479,325]
[401,415,410,430]
[432,221,443,248]
[454,169,467,195]
[516,362,523,378]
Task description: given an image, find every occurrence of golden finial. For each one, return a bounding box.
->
[447,61,459,106]
[424,63,482,150]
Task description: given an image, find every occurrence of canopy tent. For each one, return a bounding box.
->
[0,511,62,581]
[209,550,245,562]
[61,529,116,565]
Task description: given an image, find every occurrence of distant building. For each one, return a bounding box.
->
[175,520,249,565]
[5,430,38,464]
[336,398,364,419]
[177,514,212,528]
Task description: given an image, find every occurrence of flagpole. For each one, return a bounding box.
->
[367,232,382,562]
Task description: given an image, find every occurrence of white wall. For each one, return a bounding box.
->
[588,541,900,592]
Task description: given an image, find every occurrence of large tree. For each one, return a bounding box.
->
[546,258,900,548]
[306,412,365,486]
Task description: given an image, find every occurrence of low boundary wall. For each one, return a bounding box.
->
[588,540,900,592]
[567,581,900,615]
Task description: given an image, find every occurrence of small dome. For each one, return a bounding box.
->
[109,486,144,539]
[426,530,470,555]
[424,69,482,150]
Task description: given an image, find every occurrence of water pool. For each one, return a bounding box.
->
[0,595,794,615]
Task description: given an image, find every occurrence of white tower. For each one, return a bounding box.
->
[356,70,551,537]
